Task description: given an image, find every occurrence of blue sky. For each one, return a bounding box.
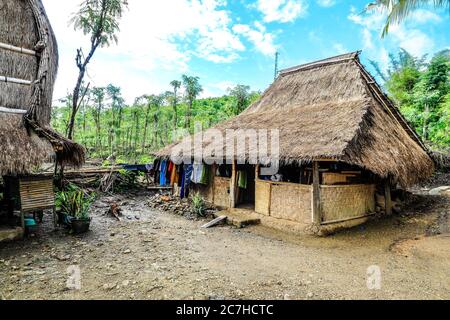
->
[42,0,449,104]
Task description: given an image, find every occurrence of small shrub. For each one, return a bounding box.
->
[191,192,206,217]
[56,185,96,220]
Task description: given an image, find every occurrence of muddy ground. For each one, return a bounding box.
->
[0,186,449,300]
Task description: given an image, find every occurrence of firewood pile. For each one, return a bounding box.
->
[62,166,145,193]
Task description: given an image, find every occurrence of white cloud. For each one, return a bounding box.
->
[347,6,436,73]
[362,28,374,50]
[233,22,277,56]
[42,0,277,103]
[332,43,347,54]
[316,0,336,8]
[256,0,307,23]
[389,25,435,56]
[409,9,442,24]
[348,7,386,32]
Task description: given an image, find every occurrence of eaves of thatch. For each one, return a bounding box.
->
[155,52,434,188]
[0,0,85,176]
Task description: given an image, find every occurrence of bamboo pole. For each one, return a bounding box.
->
[0,75,32,86]
[0,41,37,56]
[230,160,237,208]
[385,177,392,215]
[312,161,322,224]
[0,107,27,114]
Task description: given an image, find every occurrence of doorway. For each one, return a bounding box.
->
[235,164,256,209]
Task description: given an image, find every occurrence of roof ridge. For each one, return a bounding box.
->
[279,51,361,76]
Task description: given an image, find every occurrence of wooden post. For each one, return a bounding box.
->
[230,160,237,208]
[211,163,216,205]
[385,177,392,215]
[312,161,322,224]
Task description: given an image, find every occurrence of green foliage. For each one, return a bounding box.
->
[71,0,128,47]
[366,1,450,38]
[182,75,203,129]
[51,78,260,162]
[56,184,96,220]
[115,170,142,192]
[382,49,450,148]
[191,192,206,217]
[228,84,251,116]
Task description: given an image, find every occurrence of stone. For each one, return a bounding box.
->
[429,186,450,196]
[56,255,71,262]
[103,283,117,291]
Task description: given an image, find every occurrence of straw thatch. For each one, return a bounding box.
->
[156,52,434,187]
[0,0,85,175]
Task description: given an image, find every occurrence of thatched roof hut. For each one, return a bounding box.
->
[0,0,85,176]
[156,52,434,188]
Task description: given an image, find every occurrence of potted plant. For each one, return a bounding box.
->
[56,186,95,234]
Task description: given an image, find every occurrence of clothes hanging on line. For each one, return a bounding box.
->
[191,164,204,184]
[153,159,160,184]
[180,164,193,199]
[170,164,178,186]
[167,162,174,185]
[200,165,209,185]
[237,170,248,189]
[159,160,168,186]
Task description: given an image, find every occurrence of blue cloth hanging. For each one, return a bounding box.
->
[180,164,193,199]
[159,160,168,186]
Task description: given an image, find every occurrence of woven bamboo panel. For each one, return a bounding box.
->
[255,180,271,216]
[321,184,375,222]
[270,183,312,224]
[19,178,54,212]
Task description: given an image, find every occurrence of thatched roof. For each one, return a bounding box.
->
[156,52,434,187]
[0,0,85,176]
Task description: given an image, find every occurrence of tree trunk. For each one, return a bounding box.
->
[186,100,192,130]
[142,107,151,152]
[67,69,85,140]
[423,103,429,141]
[67,42,99,140]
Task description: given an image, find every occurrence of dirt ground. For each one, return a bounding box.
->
[0,186,449,300]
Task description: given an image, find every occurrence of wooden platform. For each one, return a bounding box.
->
[213,207,261,228]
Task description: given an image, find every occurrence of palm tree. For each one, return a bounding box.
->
[366,0,450,37]
[181,75,203,130]
[170,80,182,132]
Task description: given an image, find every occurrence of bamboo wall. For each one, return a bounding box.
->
[255,180,312,224]
[193,171,376,232]
[320,184,376,223]
[213,177,231,208]
[255,180,375,227]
